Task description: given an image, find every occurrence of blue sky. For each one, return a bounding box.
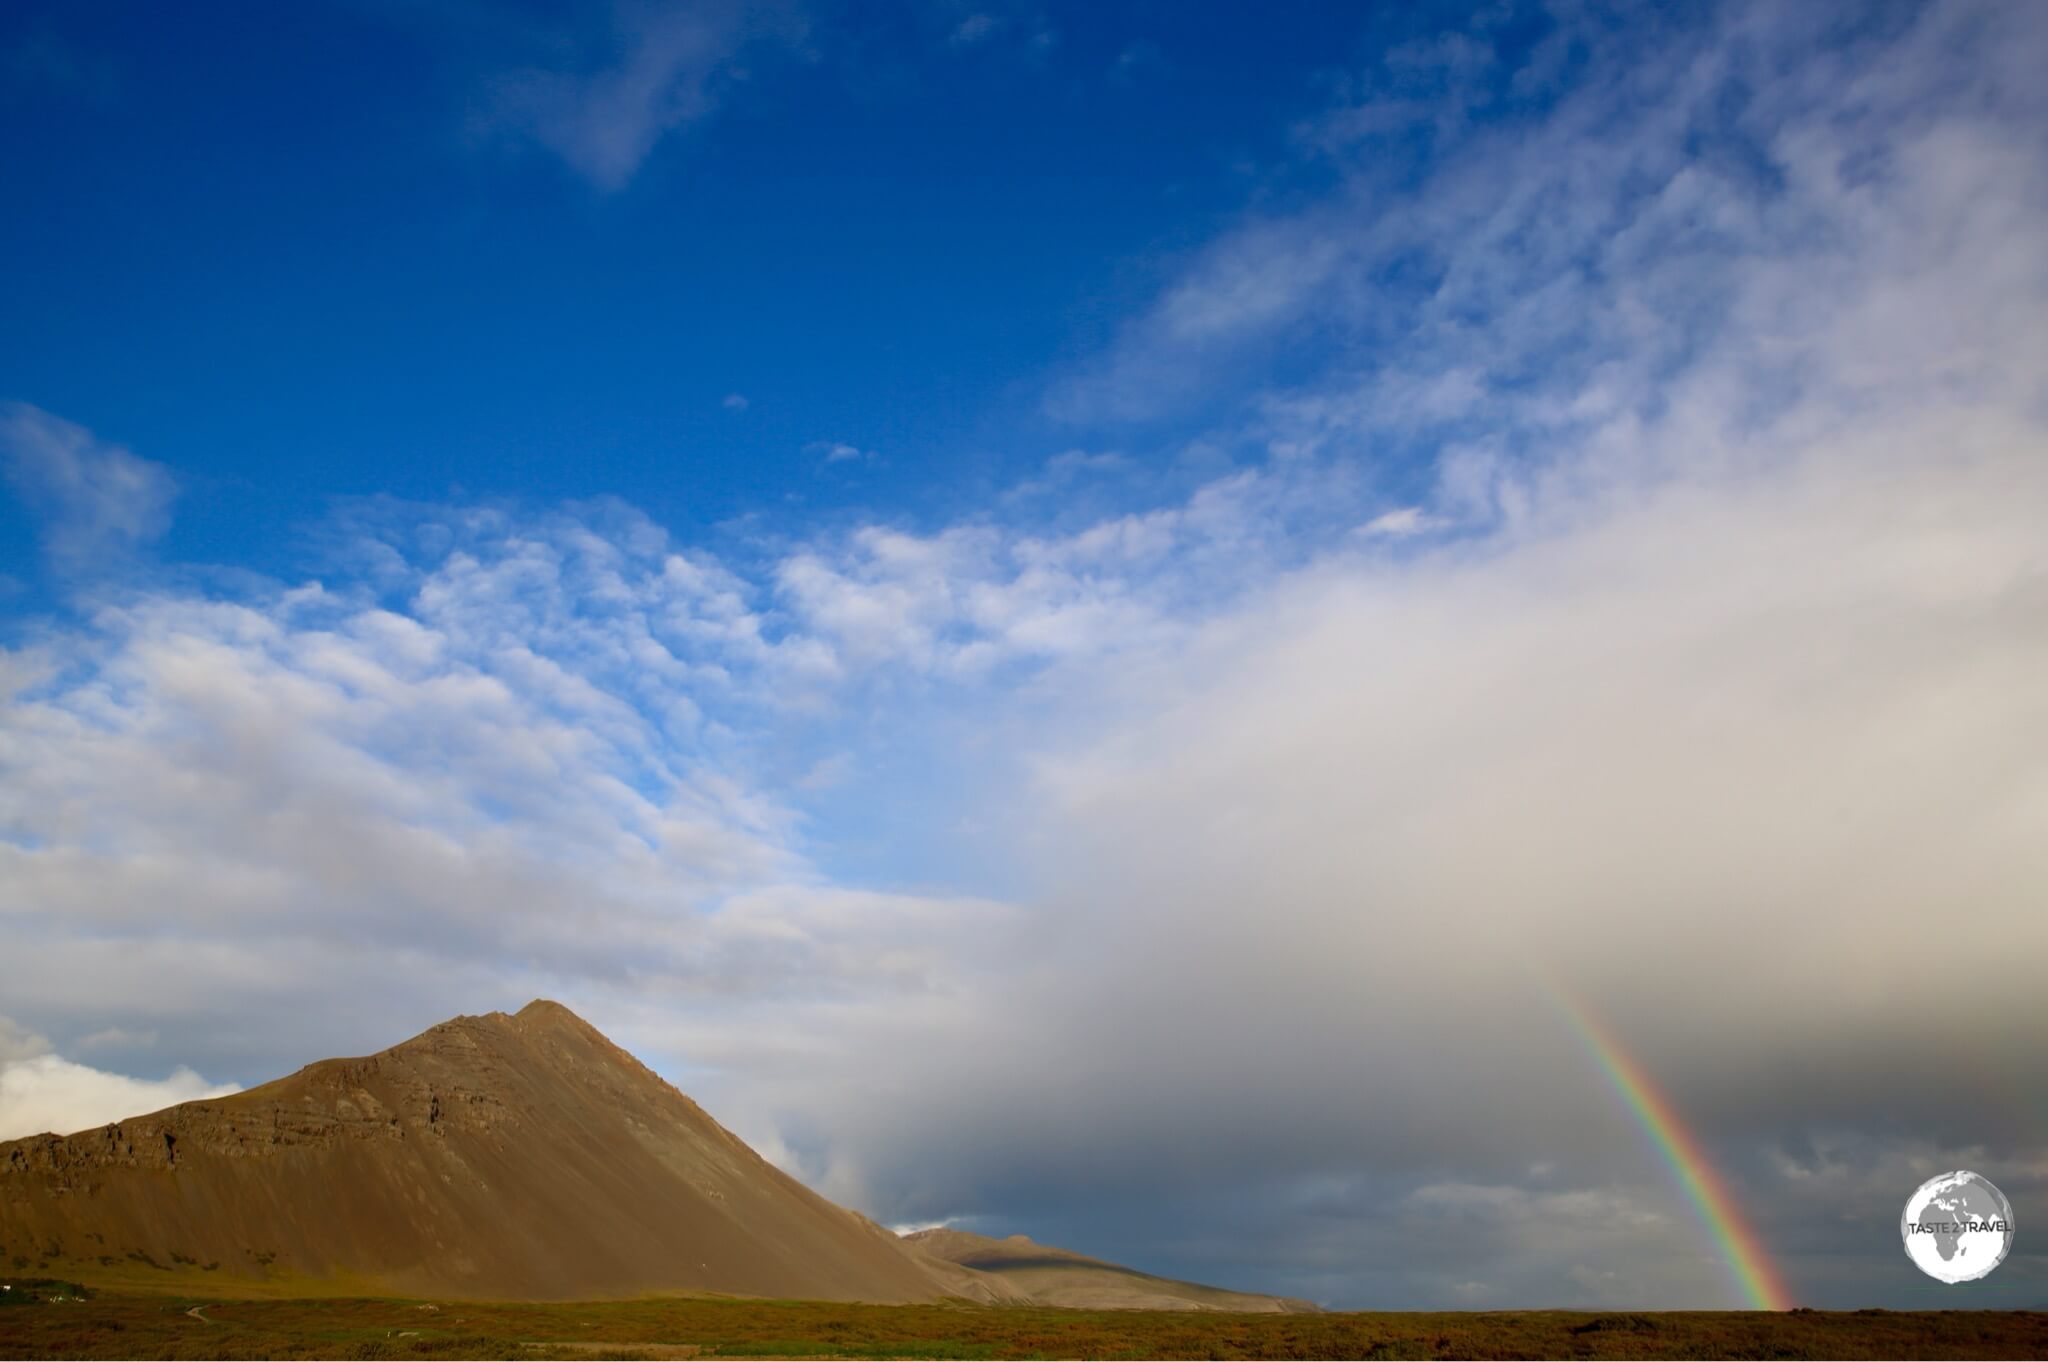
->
[5,0,2048,1313]
[0,0,1433,586]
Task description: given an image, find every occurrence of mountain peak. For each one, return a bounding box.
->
[506,997,605,1041]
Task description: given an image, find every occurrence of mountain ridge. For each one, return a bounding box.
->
[904,1228,1319,1313]
[1,1001,943,1302]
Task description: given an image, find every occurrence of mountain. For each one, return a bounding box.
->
[903,1228,1318,1313]
[0,1002,1306,1310]
[0,1002,948,1302]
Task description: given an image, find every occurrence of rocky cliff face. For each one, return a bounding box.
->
[0,1002,950,1302]
[4,1045,492,1184]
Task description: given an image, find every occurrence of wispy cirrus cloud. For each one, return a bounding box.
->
[1,401,177,573]
[935,2,1054,59]
[809,440,868,464]
[1050,4,2041,434]
[481,1,804,191]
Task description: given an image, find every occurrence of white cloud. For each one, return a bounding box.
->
[772,516,1183,678]
[0,1016,50,1065]
[889,1217,959,1234]
[1356,506,1441,537]
[949,14,998,47]
[1,402,177,571]
[484,3,801,191]
[723,392,750,411]
[0,1019,239,1142]
[942,7,1053,59]
[0,496,1002,1090]
[1004,449,1130,501]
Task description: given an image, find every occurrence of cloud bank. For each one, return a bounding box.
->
[0,1016,238,1142]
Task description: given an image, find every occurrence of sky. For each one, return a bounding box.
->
[2,0,2046,1313]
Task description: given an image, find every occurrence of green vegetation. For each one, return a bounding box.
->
[0,1291,2040,1359]
[0,1280,93,1306]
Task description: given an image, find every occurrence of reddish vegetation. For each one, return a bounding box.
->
[1,1292,2044,1360]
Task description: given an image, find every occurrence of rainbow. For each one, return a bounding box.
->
[1550,986,1796,1311]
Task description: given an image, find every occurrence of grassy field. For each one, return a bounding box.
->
[2,1286,2045,1360]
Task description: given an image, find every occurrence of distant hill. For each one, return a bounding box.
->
[904,1228,1318,1312]
[0,1002,951,1302]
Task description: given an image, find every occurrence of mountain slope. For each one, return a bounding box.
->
[0,1002,947,1302]
[903,1229,1318,1312]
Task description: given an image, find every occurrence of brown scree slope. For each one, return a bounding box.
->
[0,1001,956,1302]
